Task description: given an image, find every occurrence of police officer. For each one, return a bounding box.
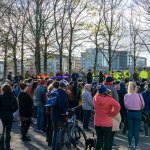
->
[124,68,131,83]
[109,69,115,77]
[139,68,148,82]
[114,70,122,82]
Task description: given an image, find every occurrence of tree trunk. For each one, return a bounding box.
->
[68,29,73,74]
[94,45,98,75]
[35,4,41,74]
[13,39,17,76]
[59,47,63,72]
[21,30,24,76]
[133,35,136,72]
[44,37,47,73]
[3,37,8,80]
[108,36,112,71]
[69,51,72,74]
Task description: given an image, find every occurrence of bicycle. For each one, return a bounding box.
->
[55,115,72,150]
[68,105,87,149]
[0,118,4,141]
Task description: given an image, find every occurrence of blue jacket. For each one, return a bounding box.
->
[51,89,69,123]
[142,89,150,111]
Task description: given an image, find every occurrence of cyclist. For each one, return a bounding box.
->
[51,80,69,150]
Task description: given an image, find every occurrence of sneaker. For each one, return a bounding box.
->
[83,128,92,132]
[134,146,139,150]
[21,136,31,142]
[113,143,119,147]
[128,145,134,149]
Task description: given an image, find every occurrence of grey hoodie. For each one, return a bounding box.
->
[105,85,119,101]
[82,90,93,110]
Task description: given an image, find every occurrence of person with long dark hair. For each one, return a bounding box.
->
[18,83,33,142]
[0,84,18,150]
[117,82,127,131]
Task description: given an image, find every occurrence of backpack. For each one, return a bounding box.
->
[45,91,59,107]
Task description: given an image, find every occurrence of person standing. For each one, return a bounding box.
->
[124,68,131,83]
[7,72,13,82]
[139,68,148,82]
[142,83,150,137]
[104,76,119,101]
[14,72,23,83]
[18,83,33,141]
[51,80,69,150]
[94,84,120,150]
[34,79,47,132]
[0,84,18,150]
[82,84,93,131]
[98,70,105,84]
[124,82,144,150]
[87,70,92,84]
[25,71,31,79]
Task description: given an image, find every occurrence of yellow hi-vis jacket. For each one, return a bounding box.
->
[109,70,115,76]
[139,70,148,79]
[124,70,131,79]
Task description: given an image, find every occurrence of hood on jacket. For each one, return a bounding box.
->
[145,89,150,96]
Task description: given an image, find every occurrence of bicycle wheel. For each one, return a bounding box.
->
[70,125,87,148]
[0,119,4,141]
[55,128,63,150]
[64,129,72,150]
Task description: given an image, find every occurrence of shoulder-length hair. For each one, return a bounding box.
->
[127,81,137,94]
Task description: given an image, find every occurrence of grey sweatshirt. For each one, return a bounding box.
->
[82,90,93,110]
[105,85,119,101]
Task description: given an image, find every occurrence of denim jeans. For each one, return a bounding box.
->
[144,110,150,136]
[95,126,112,150]
[83,110,91,129]
[127,111,142,146]
[37,106,45,131]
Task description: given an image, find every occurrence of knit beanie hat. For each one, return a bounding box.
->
[106,76,113,82]
[97,84,107,94]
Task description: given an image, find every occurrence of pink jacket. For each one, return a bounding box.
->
[94,94,120,127]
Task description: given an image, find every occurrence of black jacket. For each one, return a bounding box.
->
[87,72,92,84]
[0,92,18,120]
[99,72,105,83]
[18,92,33,117]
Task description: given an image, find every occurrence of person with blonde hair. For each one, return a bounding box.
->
[82,84,93,131]
[124,81,145,150]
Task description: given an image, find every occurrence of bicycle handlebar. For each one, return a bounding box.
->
[68,105,82,112]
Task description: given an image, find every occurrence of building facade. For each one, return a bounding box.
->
[81,49,147,71]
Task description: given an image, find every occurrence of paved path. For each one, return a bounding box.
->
[10,121,150,150]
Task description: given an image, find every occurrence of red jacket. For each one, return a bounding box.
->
[94,94,120,127]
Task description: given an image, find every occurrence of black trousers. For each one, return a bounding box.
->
[95,126,112,150]
[21,119,31,138]
[0,119,12,150]
[46,115,53,147]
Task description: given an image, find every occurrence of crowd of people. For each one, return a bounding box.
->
[0,68,150,150]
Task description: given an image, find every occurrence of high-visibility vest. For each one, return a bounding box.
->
[124,70,131,79]
[139,70,148,79]
[109,70,115,76]
[114,73,121,81]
